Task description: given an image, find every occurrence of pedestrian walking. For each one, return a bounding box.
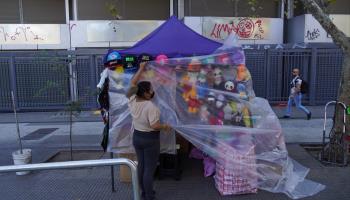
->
[283,68,311,120]
[126,61,171,200]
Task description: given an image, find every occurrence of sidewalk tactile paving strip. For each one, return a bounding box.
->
[22,128,58,140]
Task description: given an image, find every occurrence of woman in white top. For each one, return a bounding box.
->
[126,62,170,200]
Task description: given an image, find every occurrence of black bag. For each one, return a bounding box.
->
[300,79,309,94]
[101,122,109,152]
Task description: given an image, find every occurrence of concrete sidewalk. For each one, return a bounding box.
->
[0,105,347,200]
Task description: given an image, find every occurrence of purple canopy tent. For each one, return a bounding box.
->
[119,16,222,57]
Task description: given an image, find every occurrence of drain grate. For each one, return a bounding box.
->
[22,128,59,140]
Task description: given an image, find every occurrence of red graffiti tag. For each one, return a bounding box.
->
[210,18,263,39]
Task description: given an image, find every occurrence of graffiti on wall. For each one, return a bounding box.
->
[0,24,60,45]
[242,43,308,50]
[305,28,320,40]
[203,17,270,41]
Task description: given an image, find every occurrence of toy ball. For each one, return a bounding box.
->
[156,54,168,65]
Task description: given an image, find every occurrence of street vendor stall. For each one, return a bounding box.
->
[98,16,325,199]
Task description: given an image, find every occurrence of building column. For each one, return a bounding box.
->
[65,0,70,24]
[287,0,294,19]
[279,0,285,19]
[73,0,78,20]
[19,0,24,23]
[178,0,185,19]
[170,0,174,16]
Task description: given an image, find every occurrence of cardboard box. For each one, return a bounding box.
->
[118,153,137,183]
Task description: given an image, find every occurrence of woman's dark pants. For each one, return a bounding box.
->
[133,130,160,200]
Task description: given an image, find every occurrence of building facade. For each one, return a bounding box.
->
[0,0,349,111]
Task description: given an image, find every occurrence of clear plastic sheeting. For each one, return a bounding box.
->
[106,36,325,199]
[107,67,177,154]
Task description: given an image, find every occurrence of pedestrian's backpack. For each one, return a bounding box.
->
[296,78,309,94]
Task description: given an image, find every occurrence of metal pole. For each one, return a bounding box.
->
[0,158,140,200]
[73,0,78,20]
[65,0,70,24]
[110,152,116,192]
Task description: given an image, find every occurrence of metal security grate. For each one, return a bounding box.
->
[0,57,12,110]
[0,48,344,111]
[15,56,70,109]
[267,49,312,103]
[76,56,96,108]
[315,49,343,104]
[245,49,267,98]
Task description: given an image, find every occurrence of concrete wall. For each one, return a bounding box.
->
[287,15,305,43]
[78,0,170,20]
[288,14,350,43]
[0,0,20,23]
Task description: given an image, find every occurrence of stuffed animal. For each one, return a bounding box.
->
[213,67,226,90]
[180,75,194,102]
[237,83,248,100]
[197,68,209,98]
[199,105,210,122]
[224,80,235,93]
[188,87,200,114]
[236,64,251,82]
[206,92,217,114]
[213,68,223,86]
[223,104,233,124]
[181,60,200,102]
[229,101,244,126]
[215,94,226,120]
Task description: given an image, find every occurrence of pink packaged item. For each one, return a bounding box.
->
[214,144,257,195]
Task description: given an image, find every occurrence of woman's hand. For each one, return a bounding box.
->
[139,61,147,71]
[161,124,172,133]
[130,62,148,87]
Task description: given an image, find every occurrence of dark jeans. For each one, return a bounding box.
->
[133,129,160,200]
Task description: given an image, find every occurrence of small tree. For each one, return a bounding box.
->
[65,100,81,160]
[106,1,122,20]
